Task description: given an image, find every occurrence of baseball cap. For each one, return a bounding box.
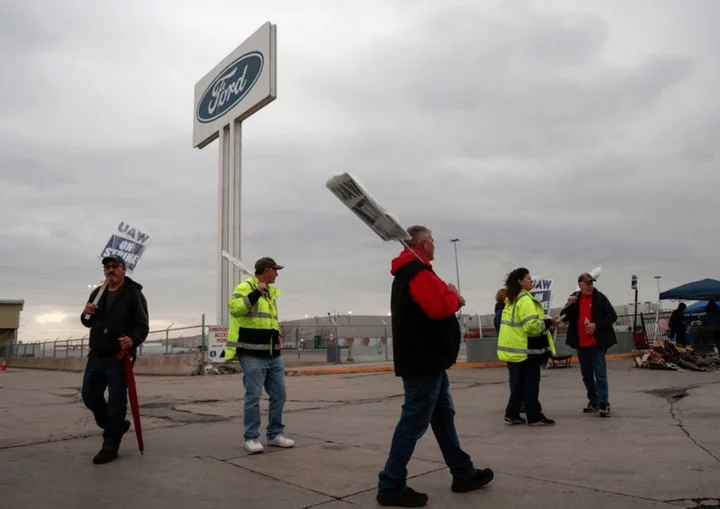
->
[578,272,596,283]
[102,254,126,267]
[255,257,284,273]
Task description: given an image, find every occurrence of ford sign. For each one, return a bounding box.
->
[196,51,264,123]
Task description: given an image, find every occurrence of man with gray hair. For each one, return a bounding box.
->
[377,226,494,507]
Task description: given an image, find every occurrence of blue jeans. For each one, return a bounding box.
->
[240,355,287,440]
[378,372,476,495]
[577,346,609,406]
[82,354,127,452]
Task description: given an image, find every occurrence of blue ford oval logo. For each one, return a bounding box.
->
[197,51,264,123]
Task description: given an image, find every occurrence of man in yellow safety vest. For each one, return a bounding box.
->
[225,257,294,454]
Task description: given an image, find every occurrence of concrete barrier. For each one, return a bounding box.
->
[466,331,637,363]
[6,353,202,376]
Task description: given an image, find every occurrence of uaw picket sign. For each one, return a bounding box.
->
[325,173,410,242]
[193,22,277,325]
[99,221,151,272]
[530,277,554,315]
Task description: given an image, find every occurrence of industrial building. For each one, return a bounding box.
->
[0,299,24,357]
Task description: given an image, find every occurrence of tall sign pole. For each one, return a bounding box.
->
[192,22,277,326]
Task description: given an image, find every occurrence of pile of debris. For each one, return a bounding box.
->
[634,340,720,372]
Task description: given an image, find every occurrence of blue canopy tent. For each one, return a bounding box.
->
[659,279,720,301]
[683,300,720,314]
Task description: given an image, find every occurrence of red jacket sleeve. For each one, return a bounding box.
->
[409,269,460,319]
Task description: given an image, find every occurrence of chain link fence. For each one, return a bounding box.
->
[3,317,207,360]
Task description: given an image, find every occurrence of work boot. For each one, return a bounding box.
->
[598,404,611,417]
[583,402,599,413]
[528,415,556,426]
[377,486,428,507]
[452,468,495,493]
[504,415,526,425]
[93,449,119,465]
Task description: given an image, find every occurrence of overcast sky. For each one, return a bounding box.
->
[1,0,718,342]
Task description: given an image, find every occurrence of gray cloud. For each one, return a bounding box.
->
[1,0,718,341]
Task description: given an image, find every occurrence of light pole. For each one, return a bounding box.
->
[654,276,662,310]
[450,239,461,293]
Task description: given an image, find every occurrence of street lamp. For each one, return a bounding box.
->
[654,276,662,310]
[450,239,461,293]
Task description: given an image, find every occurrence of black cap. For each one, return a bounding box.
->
[102,254,126,267]
[255,257,283,273]
[578,272,595,283]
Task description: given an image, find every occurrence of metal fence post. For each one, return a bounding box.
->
[385,326,389,361]
[200,313,206,376]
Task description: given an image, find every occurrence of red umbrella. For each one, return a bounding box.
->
[116,348,144,455]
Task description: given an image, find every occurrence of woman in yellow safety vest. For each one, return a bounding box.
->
[497,267,558,426]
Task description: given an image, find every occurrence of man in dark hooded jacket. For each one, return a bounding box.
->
[561,272,617,417]
[80,254,149,464]
[376,225,493,508]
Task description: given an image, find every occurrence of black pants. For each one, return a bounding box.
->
[506,358,542,422]
[81,354,128,452]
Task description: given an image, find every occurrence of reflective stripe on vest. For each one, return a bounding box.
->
[497,345,550,355]
[501,294,546,332]
[500,315,541,327]
[225,341,276,351]
[230,294,278,320]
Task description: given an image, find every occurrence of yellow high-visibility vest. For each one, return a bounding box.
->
[224,276,281,360]
[497,290,556,363]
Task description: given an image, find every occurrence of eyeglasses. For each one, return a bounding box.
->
[104,264,121,270]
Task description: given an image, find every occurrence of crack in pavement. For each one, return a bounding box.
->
[493,470,681,506]
[211,441,446,505]
[666,392,720,464]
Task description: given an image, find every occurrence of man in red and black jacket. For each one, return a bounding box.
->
[561,272,617,418]
[377,225,494,508]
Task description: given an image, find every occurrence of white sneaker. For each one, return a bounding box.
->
[267,434,294,448]
[244,439,264,454]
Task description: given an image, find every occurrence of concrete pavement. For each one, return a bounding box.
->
[1,359,720,508]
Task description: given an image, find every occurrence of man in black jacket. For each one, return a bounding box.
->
[376,226,493,508]
[80,254,149,464]
[561,273,617,417]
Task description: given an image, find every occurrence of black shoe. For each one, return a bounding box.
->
[123,419,131,434]
[598,404,611,417]
[377,486,428,507]
[583,402,599,414]
[93,449,119,465]
[504,415,527,425]
[528,415,556,426]
[452,468,495,493]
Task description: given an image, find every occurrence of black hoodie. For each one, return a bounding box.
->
[80,276,149,358]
